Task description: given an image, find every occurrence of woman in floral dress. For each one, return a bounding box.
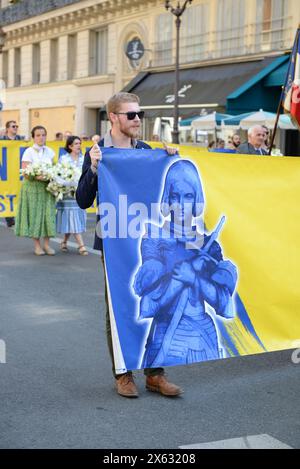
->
[56,136,88,255]
[15,126,56,256]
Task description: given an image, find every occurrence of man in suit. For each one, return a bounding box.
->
[76,92,183,398]
[237,125,268,155]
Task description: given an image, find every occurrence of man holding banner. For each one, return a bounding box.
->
[76,92,183,398]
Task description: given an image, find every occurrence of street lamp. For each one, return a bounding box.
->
[165,0,193,144]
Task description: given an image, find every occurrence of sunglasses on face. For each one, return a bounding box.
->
[114,111,145,120]
[11,125,18,128]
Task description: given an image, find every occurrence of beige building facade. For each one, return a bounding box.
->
[0,0,299,139]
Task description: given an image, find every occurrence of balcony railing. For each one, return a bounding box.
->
[0,0,82,25]
[151,16,293,67]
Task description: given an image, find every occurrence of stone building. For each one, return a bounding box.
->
[0,0,298,140]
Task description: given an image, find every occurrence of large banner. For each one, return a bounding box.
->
[0,141,95,217]
[99,147,300,373]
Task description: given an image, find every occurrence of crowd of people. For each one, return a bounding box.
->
[0,119,275,157]
[207,125,274,155]
[1,119,278,237]
[54,131,101,144]
[0,122,101,145]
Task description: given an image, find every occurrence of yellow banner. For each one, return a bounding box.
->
[0,141,96,217]
[178,145,300,354]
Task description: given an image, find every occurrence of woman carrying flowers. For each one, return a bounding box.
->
[56,136,88,255]
[15,126,56,256]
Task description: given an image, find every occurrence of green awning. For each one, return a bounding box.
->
[264,61,289,87]
[227,55,288,100]
[121,58,281,119]
[226,54,290,115]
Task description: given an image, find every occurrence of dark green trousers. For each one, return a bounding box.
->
[101,257,163,379]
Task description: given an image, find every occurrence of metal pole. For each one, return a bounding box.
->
[165,1,193,144]
[268,91,283,155]
[173,16,181,144]
[268,27,300,155]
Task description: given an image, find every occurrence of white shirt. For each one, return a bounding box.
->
[59,152,84,169]
[22,145,55,165]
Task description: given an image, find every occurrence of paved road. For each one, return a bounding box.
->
[0,219,299,449]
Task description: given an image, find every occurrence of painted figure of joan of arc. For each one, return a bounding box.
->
[133,159,238,368]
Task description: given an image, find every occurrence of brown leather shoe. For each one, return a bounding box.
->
[146,374,183,396]
[116,373,139,398]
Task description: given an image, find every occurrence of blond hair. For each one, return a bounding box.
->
[106,92,140,119]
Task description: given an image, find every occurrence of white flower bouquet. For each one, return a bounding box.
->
[46,162,81,201]
[20,162,53,181]
[270,148,283,156]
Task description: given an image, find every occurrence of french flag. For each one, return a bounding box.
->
[283,28,300,129]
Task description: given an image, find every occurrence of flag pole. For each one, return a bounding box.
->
[268,27,300,155]
[268,85,285,155]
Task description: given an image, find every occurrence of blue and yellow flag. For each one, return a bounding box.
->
[99,147,300,373]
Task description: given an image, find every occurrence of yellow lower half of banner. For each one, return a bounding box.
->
[178,146,300,356]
